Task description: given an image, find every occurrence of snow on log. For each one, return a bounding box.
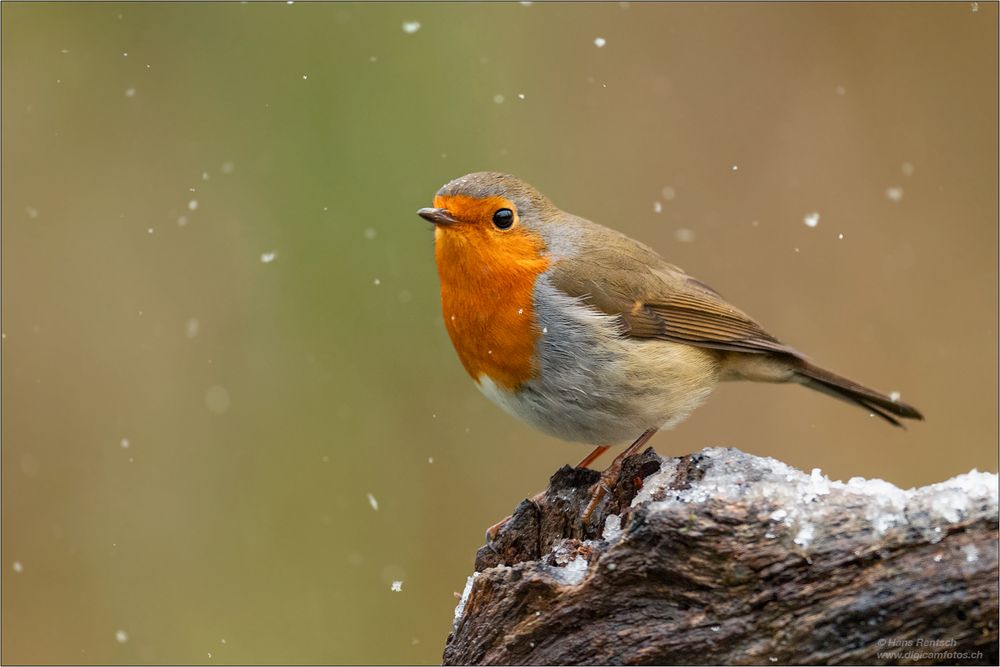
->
[444,447,998,665]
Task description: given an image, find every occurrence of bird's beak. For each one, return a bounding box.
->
[417,207,458,226]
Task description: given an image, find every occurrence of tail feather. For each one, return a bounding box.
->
[793,360,924,428]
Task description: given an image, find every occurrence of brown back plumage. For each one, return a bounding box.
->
[545,209,923,427]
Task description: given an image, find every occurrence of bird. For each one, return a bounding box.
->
[417,171,923,529]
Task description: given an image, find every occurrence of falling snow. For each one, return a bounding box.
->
[675,228,695,243]
[260,252,277,264]
[493,94,505,104]
[594,37,607,48]
[367,493,379,511]
[885,186,904,202]
[402,21,421,34]
[12,561,23,573]
[205,386,231,414]
[188,199,199,211]
[115,630,128,644]
[120,438,130,449]
[125,87,136,97]
[803,212,820,228]
[390,581,403,592]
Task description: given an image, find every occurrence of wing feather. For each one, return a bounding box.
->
[548,229,801,357]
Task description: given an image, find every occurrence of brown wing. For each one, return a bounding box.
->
[548,223,801,357]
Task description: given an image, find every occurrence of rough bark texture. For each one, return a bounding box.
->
[443,447,999,666]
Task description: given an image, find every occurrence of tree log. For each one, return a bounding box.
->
[443,447,998,665]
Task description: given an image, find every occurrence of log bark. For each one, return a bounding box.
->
[443,447,999,665]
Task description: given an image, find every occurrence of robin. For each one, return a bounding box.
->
[417,172,923,530]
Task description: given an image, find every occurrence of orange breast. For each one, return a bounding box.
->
[434,198,550,391]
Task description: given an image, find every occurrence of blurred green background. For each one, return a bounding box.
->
[2,1,996,664]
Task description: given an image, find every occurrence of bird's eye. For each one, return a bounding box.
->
[492,208,515,230]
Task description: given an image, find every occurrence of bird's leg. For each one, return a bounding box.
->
[485,444,612,542]
[580,428,658,525]
[575,444,610,469]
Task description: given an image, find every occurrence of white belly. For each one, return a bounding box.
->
[476,277,721,445]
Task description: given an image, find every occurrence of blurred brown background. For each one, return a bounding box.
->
[2,2,996,664]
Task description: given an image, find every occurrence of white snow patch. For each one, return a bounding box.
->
[630,457,680,507]
[963,544,979,563]
[559,555,589,585]
[453,573,479,626]
[793,522,815,548]
[602,514,623,541]
[802,468,831,502]
[630,448,997,555]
